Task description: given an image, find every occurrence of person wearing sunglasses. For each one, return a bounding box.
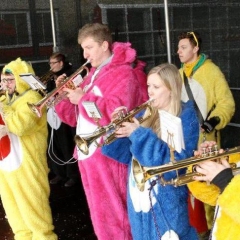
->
[177,31,235,238]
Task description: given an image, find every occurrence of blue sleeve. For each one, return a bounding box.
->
[129,101,199,168]
[101,137,132,165]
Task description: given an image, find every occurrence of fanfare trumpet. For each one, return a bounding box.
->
[132,145,240,191]
[74,99,154,155]
[27,60,90,117]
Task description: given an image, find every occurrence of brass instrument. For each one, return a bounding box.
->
[33,70,55,97]
[27,60,90,117]
[74,99,154,155]
[0,89,6,97]
[133,145,240,191]
[39,70,55,86]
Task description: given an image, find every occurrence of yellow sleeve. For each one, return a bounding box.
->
[218,175,240,225]
[188,180,220,206]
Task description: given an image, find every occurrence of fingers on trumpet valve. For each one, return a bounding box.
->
[111,106,128,121]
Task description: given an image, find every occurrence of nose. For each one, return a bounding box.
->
[83,50,89,59]
[148,88,153,97]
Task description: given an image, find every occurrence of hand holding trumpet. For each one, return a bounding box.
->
[55,74,85,105]
[110,106,141,137]
[193,141,231,183]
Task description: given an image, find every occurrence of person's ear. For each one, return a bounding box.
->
[102,41,109,51]
[193,46,199,54]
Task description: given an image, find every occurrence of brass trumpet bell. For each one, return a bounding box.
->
[27,60,90,117]
[74,127,107,155]
[75,99,154,155]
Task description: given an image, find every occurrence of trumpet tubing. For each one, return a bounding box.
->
[133,145,240,191]
[39,70,55,85]
[0,89,6,97]
[27,60,90,117]
[75,99,154,155]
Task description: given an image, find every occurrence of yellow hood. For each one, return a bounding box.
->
[2,57,35,95]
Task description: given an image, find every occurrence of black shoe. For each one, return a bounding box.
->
[64,178,76,187]
[50,176,63,184]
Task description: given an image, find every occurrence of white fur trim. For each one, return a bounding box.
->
[161,230,179,240]
[0,133,23,171]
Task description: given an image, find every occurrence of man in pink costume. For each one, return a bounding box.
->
[55,23,147,240]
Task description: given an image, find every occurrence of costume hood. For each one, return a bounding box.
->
[111,42,136,65]
[2,57,35,95]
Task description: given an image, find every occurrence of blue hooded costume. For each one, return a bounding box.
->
[102,100,199,240]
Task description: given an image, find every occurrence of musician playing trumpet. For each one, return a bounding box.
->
[188,141,240,240]
[102,63,199,240]
[54,23,148,240]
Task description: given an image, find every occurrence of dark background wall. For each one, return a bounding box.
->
[0,0,239,148]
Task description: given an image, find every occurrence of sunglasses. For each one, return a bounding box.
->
[187,32,199,47]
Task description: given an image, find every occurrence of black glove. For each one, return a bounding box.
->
[201,117,220,133]
[211,168,234,193]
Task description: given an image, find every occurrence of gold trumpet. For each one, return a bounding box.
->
[132,145,240,191]
[74,99,154,155]
[39,70,55,86]
[27,60,90,117]
[0,89,6,97]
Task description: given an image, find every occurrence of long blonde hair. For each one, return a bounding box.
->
[142,63,182,136]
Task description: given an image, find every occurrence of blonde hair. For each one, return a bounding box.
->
[142,63,182,136]
[78,23,112,47]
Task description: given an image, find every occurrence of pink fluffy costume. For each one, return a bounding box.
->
[55,42,147,240]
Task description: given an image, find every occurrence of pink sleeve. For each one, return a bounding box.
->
[55,99,77,127]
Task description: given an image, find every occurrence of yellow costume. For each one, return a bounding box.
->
[0,58,57,240]
[188,154,240,240]
[180,55,235,231]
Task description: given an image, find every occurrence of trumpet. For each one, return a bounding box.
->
[74,99,154,155]
[132,145,240,191]
[33,70,55,97]
[39,70,55,86]
[27,60,90,117]
[0,89,6,97]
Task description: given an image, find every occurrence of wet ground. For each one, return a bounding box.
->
[0,174,97,240]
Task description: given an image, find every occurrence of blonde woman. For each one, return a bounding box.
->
[102,63,199,240]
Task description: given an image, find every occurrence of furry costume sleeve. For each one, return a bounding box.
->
[188,153,240,206]
[3,90,45,136]
[129,101,199,167]
[102,137,132,165]
[180,60,235,130]
[55,99,77,127]
[218,175,240,224]
[79,64,145,127]
[202,61,235,130]
[102,101,199,178]
[56,42,147,128]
